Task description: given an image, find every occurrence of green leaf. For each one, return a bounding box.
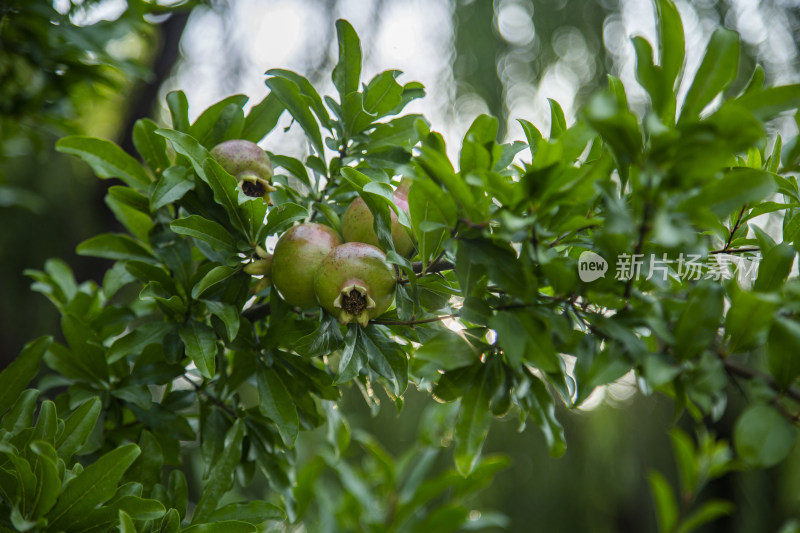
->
[108,322,174,364]
[668,428,698,497]
[733,84,800,121]
[44,443,140,531]
[192,419,246,524]
[490,310,559,373]
[266,69,331,129]
[182,522,257,533]
[680,28,740,121]
[179,321,217,379]
[203,301,240,342]
[270,155,311,189]
[105,186,154,243]
[205,501,285,525]
[265,76,324,157]
[0,336,50,416]
[673,282,724,359]
[166,90,190,132]
[655,0,685,90]
[363,70,404,118]
[520,372,566,458]
[76,233,155,263]
[768,317,800,390]
[150,165,194,211]
[332,19,362,99]
[648,470,678,533]
[241,92,285,143]
[257,366,299,447]
[454,371,491,476]
[133,118,170,173]
[192,265,238,299]
[336,326,368,384]
[118,510,135,533]
[680,168,778,218]
[677,500,734,533]
[725,288,780,352]
[261,203,308,238]
[55,136,151,189]
[734,404,797,467]
[415,330,481,371]
[55,397,101,460]
[29,441,60,519]
[754,242,795,292]
[189,95,248,148]
[171,215,238,255]
[362,325,409,396]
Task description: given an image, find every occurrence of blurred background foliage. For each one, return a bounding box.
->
[2,0,800,531]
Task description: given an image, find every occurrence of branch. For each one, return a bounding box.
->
[411,257,454,274]
[371,314,459,326]
[722,358,800,405]
[709,247,759,255]
[242,303,271,321]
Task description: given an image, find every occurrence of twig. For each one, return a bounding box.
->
[722,358,800,404]
[548,224,600,247]
[721,205,748,252]
[371,314,459,326]
[709,247,759,255]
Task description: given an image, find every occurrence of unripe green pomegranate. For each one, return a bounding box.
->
[210,139,275,199]
[341,181,415,258]
[271,223,342,308]
[313,242,396,326]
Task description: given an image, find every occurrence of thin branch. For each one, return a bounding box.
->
[721,205,749,252]
[709,247,759,255]
[548,224,600,247]
[722,358,800,405]
[242,303,271,321]
[412,258,454,274]
[371,314,459,326]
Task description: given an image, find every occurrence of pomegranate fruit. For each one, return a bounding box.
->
[271,223,342,308]
[313,242,396,326]
[210,139,275,198]
[341,181,415,258]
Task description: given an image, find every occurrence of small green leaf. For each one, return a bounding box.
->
[336,326,368,384]
[44,443,141,531]
[192,419,246,523]
[133,118,170,173]
[265,76,324,157]
[166,90,190,132]
[76,233,155,263]
[241,92,285,143]
[261,203,308,238]
[754,242,795,292]
[192,266,238,300]
[206,501,285,525]
[182,522,257,533]
[179,321,217,379]
[648,470,678,533]
[454,371,492,476]
[56,136,152,189]
[680,28,740,121]
[257,365,299,447]
[171,215,238,255]
[150,165,194,211]
[768,317,800,390]
[0,336,50,416]
[673,282,724,359]
[734,404,797,467]
[55,397,101,460]
[677,500,734,533]
[332,19,362,98]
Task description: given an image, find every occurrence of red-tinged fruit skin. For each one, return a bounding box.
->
[341,183,415,258]
[210,139,275,198]
[272,223,342,308]
[313,242,396,326]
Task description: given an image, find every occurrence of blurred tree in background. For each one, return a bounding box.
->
[2,2,800,532]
